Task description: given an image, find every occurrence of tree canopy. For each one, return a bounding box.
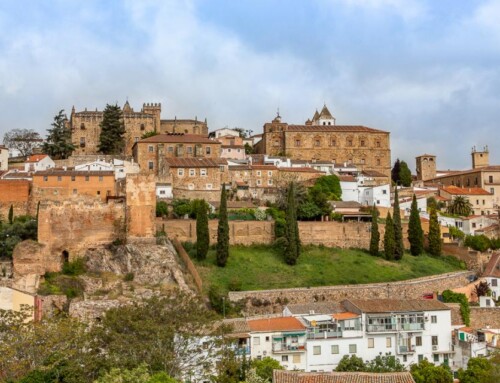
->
[42,110,75,159]
[98,104,126,155]
[447,196,473,217]
[3,128,42,157]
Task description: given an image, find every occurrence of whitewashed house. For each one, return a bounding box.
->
[75,159,140,180]
[0,145,8,171]
[359,184,391,208]
[483,253,500,300]
[24,154,55,172]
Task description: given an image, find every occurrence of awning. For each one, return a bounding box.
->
[284,332,306,336]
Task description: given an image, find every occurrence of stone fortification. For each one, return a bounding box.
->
[126,174,156,238]
[227,271,472,315]
[469,307,500,329]
[0,179,30,217]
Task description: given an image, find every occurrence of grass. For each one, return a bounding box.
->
[190,244,466,293]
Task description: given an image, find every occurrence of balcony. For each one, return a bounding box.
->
[272,342,306,353]
[306,330,343,340]
[366,324,397,333]
[400,323,425,331]
[233,346,250,356]
[398,345,415,354]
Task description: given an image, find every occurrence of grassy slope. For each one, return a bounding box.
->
[192,245,465,292]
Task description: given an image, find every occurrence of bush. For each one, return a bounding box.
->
[172,199,192,218]
[442,289,470,326]
[254,209,267,221]
[156,201,168,217]
[62,257,87,276]
[464,235,491,252]
[124,272,135,282]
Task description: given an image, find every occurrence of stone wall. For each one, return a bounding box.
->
[126,174,156,238]
[470,307,500,329]
[442,243,486,271]
[227,271,472,315]
[0,180,29,217]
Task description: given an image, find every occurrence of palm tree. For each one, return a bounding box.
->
[447,196,473,216]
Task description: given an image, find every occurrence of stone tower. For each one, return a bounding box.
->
[416,154,436,181]
[471,146,489,169]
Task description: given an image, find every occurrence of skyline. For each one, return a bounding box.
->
[1,0,499,170]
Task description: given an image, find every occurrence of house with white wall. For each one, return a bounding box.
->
[0,145,8,171]
[75,158,140,180]
[483,253,500,301]
[399,195,427,217]
[24,154,55,172]
[359,184,391,208]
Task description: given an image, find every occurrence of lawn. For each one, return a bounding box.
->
[188,244,465,292]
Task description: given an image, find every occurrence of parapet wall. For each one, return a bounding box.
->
[227,271,472,315]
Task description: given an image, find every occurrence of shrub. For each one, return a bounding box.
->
[62,257,87,276]
[155,201,168,217]
[228,277,242,291]
[254,209,267,221]
[442,289,470,326]
[171,199,192,218]
[464,235,491,252]
[124,272,135,282]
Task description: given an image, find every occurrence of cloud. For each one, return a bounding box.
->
[328,0,426,21]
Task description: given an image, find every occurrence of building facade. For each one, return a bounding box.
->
[0,145,8,171]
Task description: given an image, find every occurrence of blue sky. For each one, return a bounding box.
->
[1,0,499,169]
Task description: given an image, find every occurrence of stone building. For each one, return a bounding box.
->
[253,105,391,182]
[219,135,246,160]
[133,133,222,176]
[70,101,208,157]
[416,154,437,181]
[439,186,495,216]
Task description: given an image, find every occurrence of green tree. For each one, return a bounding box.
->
[244,143,253,155]
[428,208,442,256]
[156,201,168,217]
[399,160,412,187]
[8,204,13,224]
[310,175,342,200]
[141,131,159,139]
[195,200,209,260]
[251,357,283,381]
[457,357,494,383]
[410,359,453,383]
[284,182,300,265]
[383,212,395,260]
[3,128,42,157]
[447,196,473,216]
[442,290,470,326]
[216,184,230,267]
[95,364,151,383]
[366,353,405,372]
[42,110,75,159]
[408,194,424,256]
[335,355,366,372]
[369,206,380,256]
[393,188,404,260]
[98,104,126,155]
[391,158,401,184]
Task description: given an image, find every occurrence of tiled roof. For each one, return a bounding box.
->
[34,170,114,177]
[273,370,416,383]
[280,167,325,173]
[331,201,362,209]
[221,318,251,337]
[430,166,500,180]
[222,145,245,149]
[165,158,228,168]
[247,317,305,332]
[361,170,388,178]
[346,299,451,313]
[442,186,492,196]
[339,175,356,182]
[332,312,360,320]
[287,125,387,133]
[483,253,500,278]
[138,133,218,144]
[25,154,48,163]
[284,302,343,315]
[0,145,7,150]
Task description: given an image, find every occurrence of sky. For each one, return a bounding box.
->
[1,0,499,170]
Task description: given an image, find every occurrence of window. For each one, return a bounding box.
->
[80,137,86,147]
[433,354,440,363]
[490,188,494,194]
[349,344,357,354]
[293,354,301,364]
[80,123,85,130]
[268,171,272,176]
[347,139,353,146]
[418,355,424,362]
[403,355,407,362]
[219,165,225,172]
[85,176,89,181]
[368,338,374,348]
[268,179,273,186]
[97,191,101,195]
[257,180,262,186]
[188,183,194,190]
[200,168,207,176]
[71,175,76,181]
[99,176,103,182]
[431,316,437,323]
[178,169,184,176]
[489,175,493,183]
[72,189,77,195]
[253,337,260,346]
[331,139,336,147]
[376,140,381,148]
[386,337,392,348]
[472,223,477,228]
[382,189,387,194]
[492,279,497,287]
[432,336,438,346]
[483,199,485,205]
[377,159,381,166]
[331,345,339,354]
[189,169,195,176]
[168,146,174,153]
[187,146,193,154]
[148,145,154,153]
[206,147,211,155]
[315,139,321,147]
[273,139,280,147]
[416,336,422,346]
[159,190,165,195]
[206,184,213,190]
[57,176,62,181]
[148,161,154,170]
[265,336,270,342]
[257,171,261,177]
[361,158,365,164]
[295,139,301,147]
[140,124,145,131]
[281,355,288,362]
[360,140,365,147]
[135,137,139,143]
[476,199,479,205]
[313,346,321,355]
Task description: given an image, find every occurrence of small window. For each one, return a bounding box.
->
[99,176,103,182]
[257,180,262,186]
[219,165,225,172]
[187,146,193,154]
[200,168,207,176]
[159,190,165,195]
[376,140,381,148]
[377,159,381,166]
[313,346,321,355]
[492,279,497,287]
[382,189,387,194]
[253,337,260,346]
[178,169,184,176]
[265,336,270,342]
[348,139,353,146]
[295,140,301,147]
[257,171,261,177]
[433,354,439,363]
[72,189,77,195]
[368,338,374,348]
[268,171,272,176]
[148,145,154,153]
[85,176,89,181]
[293,354,301,364]
[148,161,154,170]
[315,139,321,147]
[71,175,76,181]
[331,345,339,354]
[403,355,407,362]
[189,169,195,177]
[268,179,273,186]
[418,354,424,362]
[360,140,365,147]
[431,316,437,323]
[416,336,422,346]
[140,124,145,131]
[349,344,357,354]
[43,175,48,181]
[80,123,85,130]
[432,336,438,346]
[168,146,174,153]
[281,355,288,362]
[386,337,392,348]
[206,184,213,190]
[489,175,493,183]
[57,176,62,181]
[206,147,211,155]
[135,137,139,143]
[361,158,365,164]
[97,191,101,195]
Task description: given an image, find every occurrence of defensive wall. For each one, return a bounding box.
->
[227,271,472,315]
[469,307,500,329]
[0,180,30,218]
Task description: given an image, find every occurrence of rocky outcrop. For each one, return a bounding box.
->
[12,240,59,277]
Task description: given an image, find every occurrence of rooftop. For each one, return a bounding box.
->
[25,154,49,163]
[247,317,305,332]
[165,158,227,168]
[441,185,492,196]
[137,133,218,144]
[284,302,343,316]
[483,252,500,278]
[287,125,387,134]
[273,370,416,383]
[346,299,451,313]
[34,170,115,177]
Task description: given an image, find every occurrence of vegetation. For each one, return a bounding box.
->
[474,281,491,299]
[457,356,499,383]
[447,196,473,217]
[335,355,366,372]
[156,201,168,217]
[95,364,179,383]
[193,245,464,292]
[171,199,193,218]
[0,215,38,259]
[442,289,470,326]
[2,128,42,156]
[141,130,159,139]
[251,357,283,381]
[410,359,453,383]
[464,235,500,252]
[8,204,13,224]
[391,158,412,187]
[448,226,465,241]
[383,212,395,260]
[42,110,75,159]
[216,184,230,267]
[408,194,424,256]
[195,200,209,260]
[428,208,442,256]
[336,353,405,373]
[427,196,445,212]
[393,188,404,260]
[369,206,380,256]
[98,104,126,155]
[284,182,300,265]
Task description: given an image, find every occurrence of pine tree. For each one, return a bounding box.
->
[393,188,404,260]
[216,184,230,267]
[8,204,13,224]
[391,159,401,184]
[384,213,395,260]
[42,110,75,159]
[284,182,301,265]
[196,200,209,260]
[369,205,380,256]
[408,194,424,255]
[428,208,442,256]
[98,104,126,155]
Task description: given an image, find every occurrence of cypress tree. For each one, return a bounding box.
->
[408,194,424,255]
[399,161,412,187]
[8,205,13,224]
[391,159,401,184]
[384,213,395,261]
[216,184,230,267]
[42,110,75,159]
[284,182,300,265]
[393,187,404,260]
[98,104,126,155]
[428,207,442,256]
[369,205,380,256]
[196,200,209,260]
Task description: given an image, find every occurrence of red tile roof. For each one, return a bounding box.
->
[332,312,359,320]
[25,154,48,163]
[442,186,492,196]
[280,167,325,173]
[346,299,451,313]
[273,370,416,383]
[137,133,219,144]
[165,158,227,168]
[34,170,114,177]
[483,253,500,278]
[339,175,356,182]
[287,125,388,134]
[247,317,305,332]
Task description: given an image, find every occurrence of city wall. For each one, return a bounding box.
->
[227,271,472,315]
[0,180,29,218]
[469,307,500,329]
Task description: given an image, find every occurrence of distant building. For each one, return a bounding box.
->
[0,145,8,171]
[24,154,55,172]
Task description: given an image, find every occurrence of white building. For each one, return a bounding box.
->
[210,127,242,139]
[0,145,8,171]
[24,154,55,172]
[399,195,427,217]
[483,253,500,300]
[74,158,140,180]
[359,184,391,208]
[156,183,173,199]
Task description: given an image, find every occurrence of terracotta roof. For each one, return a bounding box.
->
[331,201,362,209]
[222,145,245,149]
[0,145,7,150]
[346,299,451,313]
[430,166,500,180]
[247,317,305,332]
[361,170,388,178]
[332,312,360,320]
[137,133,218,144]
[280,167,325,173]
[222,318,251,338]
[165,158,227,168]
[25,154,48,163]
[483,253,500,278]
[34,170,114,177]
[251,165,278,170]
[339,175,356,182]
[287,125,387,133]
[441,186,492,196]
[273,370,416,383]
[284,302,343,316]
[230,165,251,171]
